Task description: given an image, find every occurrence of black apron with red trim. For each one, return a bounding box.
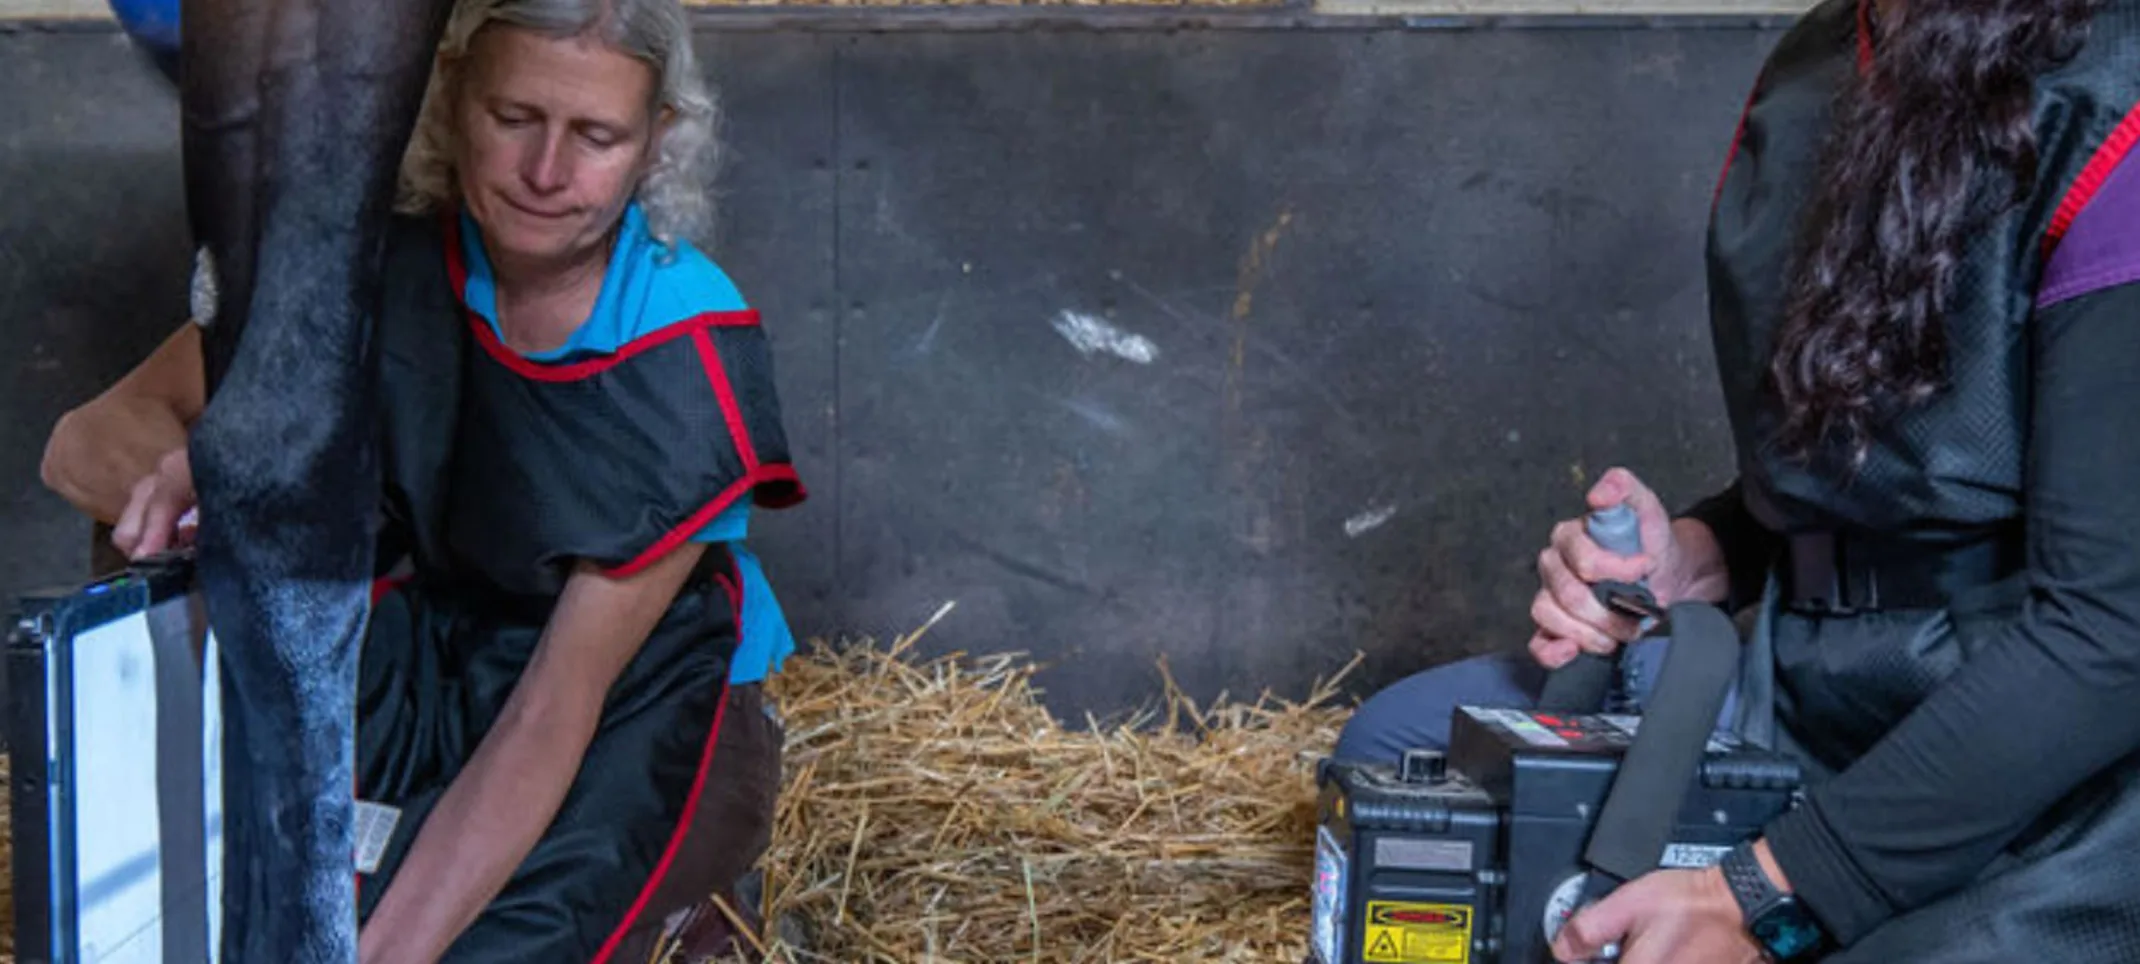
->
[353,212,805,962]
[375,213,805,600]
[1709,2,2140,959]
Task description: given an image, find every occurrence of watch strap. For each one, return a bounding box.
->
[1720,842,1829,962]
[1720,841,1785,922]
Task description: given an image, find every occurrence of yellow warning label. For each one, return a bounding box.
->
[1360,901,1472,963]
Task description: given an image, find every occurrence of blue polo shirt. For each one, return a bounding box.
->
[455,202,795,685]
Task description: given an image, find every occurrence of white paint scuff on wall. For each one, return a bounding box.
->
[1051,310,1160,365]
[1345,504,1398,538]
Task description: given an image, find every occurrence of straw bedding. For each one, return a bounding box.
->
[672,603,1360,964]
[0,605,1355,964]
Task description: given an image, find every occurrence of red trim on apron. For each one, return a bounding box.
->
[588,571,746,963]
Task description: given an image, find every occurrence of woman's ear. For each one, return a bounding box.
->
[642,103,678,173]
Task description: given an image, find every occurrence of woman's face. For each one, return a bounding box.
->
[450,24,664,271]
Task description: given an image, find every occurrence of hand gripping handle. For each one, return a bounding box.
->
[1537,503,1655,713]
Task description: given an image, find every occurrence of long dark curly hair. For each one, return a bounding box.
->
[1765,0,2102,464]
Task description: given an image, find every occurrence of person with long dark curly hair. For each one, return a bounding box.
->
[1333,1,2140,960]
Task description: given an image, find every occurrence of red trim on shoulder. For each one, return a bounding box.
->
[466,309,762,382]
[694,329,761,472]
[442,210,469,291]
[1713,77,1762,209]
[600,464,807,579]
[440,212,761,383]
[1855,0,1874,74]
[2042,101,2140,259]
[586,676,734,964]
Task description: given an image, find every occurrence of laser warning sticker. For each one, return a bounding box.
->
[1361,901,1472,962]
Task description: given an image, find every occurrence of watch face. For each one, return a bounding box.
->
[1751,901,1825,960]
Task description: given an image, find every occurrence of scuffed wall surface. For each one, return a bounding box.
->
[1,21,1788,717]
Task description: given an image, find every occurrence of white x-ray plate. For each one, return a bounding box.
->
[9,558,222,964]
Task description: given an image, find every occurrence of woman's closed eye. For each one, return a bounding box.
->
[573,120,637,150]
[490,107,538,129]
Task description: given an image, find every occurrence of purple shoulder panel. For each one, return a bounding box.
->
[2040,145,2140,310]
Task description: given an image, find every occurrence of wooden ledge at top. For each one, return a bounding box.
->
[0,0,109,19]
[1311,0,1808,15]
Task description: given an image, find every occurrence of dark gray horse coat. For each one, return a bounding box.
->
[178,0,453,958]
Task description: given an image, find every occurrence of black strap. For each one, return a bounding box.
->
[1581,601,1742,883]
[1780,527,2022,615]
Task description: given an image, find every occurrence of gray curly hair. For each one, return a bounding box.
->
[393,0,720,250]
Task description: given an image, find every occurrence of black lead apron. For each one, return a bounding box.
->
[352,212,805,962]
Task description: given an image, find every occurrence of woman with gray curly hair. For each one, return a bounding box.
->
[40,0,804,960]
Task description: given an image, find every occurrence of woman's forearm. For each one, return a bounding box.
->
[41,396,192,525]
[41,321,207,524]
[357,697,598,964]
[1666,516,1735,607]
[1673,480,1781,611]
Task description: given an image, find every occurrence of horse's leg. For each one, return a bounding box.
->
[179,0,450,958]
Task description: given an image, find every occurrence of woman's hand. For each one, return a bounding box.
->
[1550,866,1763,964]
[111,446,198,560]
[1528,467,1725,670]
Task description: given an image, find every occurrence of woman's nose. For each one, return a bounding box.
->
[521,130,573,194]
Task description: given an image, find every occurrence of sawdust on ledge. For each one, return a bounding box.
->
[683,0,1288,9]
[674,602,1361,964]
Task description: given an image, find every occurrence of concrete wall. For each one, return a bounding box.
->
[2,0,1814,13]
[0,13,1793,718]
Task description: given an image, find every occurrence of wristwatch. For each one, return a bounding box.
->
[1719,841,1828,962]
